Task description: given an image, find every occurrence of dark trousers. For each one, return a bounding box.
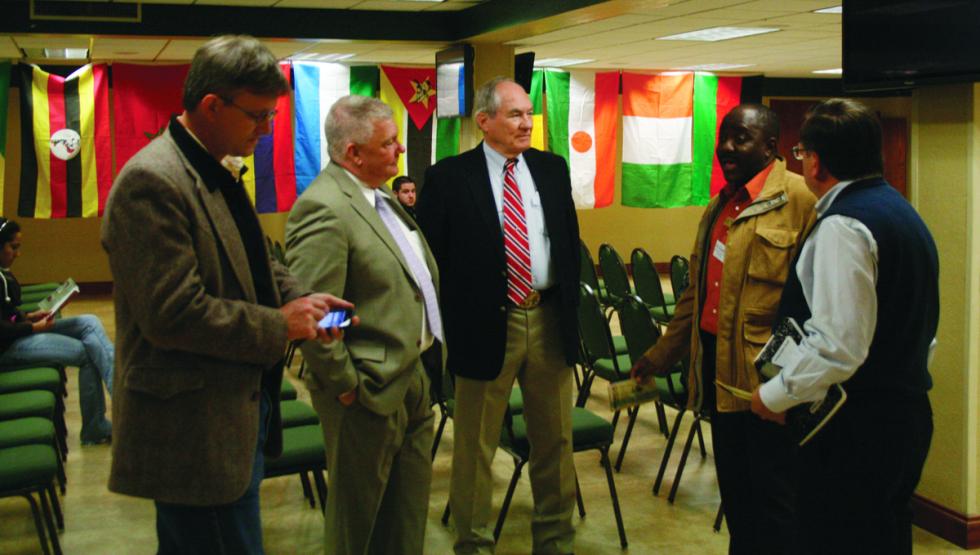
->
[155,393,271,555]
[702,332,798,555]
[797,393,932,555]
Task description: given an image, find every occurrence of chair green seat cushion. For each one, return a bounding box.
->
[17,302,40,314]
[20,283,60,294]
[0,444,58,489]
[280,379,298,401]
[505,407,612,453]
[654,372,688,406]
[0,418,56,449]
[663,293,675,306]
[0,368,62,395]
[280,400,319,428]
[611,335,629,355]
[594,354,634,382]
[0,391,56,420]
[265,424,324,473]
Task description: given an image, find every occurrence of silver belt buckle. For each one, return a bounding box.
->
[518,290,541,309]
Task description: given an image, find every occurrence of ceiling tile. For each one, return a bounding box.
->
[0,36,20,58]
[274,0,362,7]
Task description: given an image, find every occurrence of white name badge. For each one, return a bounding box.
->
[712,240,726,263]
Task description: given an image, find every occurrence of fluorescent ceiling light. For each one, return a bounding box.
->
[673,63,755,71]
[812,68,843,74]
[290,53,355,62]
[814,6,842,14]
[29,48,89,59]
[533,58,593,68]
[658,26,780,42]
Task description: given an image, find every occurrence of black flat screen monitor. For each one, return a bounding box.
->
[436,44,474,118]
[843,0,980,92]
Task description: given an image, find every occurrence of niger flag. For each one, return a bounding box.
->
[19,64,112,218]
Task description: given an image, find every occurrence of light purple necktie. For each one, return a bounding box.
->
[374,190,444,343]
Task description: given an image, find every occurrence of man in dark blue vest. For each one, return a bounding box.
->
[750,98,938,555]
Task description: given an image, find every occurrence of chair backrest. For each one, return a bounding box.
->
[579,240,601,293]
[617,294,662,364]
[631,248,668,312]
[597,244,632,303]
[577,283,617,364]
[670,255,690,300]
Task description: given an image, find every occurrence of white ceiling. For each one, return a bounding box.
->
[0,0,842,77]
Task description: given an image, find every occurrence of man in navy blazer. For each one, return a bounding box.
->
[418,77,581,554]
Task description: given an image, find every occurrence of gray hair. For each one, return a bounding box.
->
[325,95,394,162]
[182,35,288,111]
[473,76,518,119]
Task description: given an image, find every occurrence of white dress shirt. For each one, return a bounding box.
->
[483,143,555,290]
[345,169,434,351]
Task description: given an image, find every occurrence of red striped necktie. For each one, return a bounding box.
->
[502,158,533,305]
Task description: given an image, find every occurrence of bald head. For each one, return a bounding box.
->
[715,104,780,188]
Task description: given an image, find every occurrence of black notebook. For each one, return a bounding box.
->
[753,316,847,446]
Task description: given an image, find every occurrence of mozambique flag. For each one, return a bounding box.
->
[242,62,297,213]
[112,63,189,174]
[293,63,379,194]
[18,64,111,218]
[0,62,10,215]
[380,65,436,186]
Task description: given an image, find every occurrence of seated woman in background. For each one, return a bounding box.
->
[0,218,114,445]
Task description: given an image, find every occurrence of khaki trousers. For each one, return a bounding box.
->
[450,299,576,554]
[311,366,434,555]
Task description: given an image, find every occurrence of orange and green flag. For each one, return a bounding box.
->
[18,63,112,218]
[0,62,10,215]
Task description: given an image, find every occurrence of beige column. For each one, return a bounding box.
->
[910,83,980,532]
[459,43,515,151]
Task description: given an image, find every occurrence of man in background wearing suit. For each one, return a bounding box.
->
[418,77,581,555]
[102,35,350,554]
[752,99,938,555]
[286,95,443,555]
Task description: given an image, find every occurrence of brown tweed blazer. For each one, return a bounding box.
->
[101,128,305,506]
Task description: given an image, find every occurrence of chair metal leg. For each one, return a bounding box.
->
[573,364,582,392]
[695,416,707,458]
[431,410,448,461]
[614,406,639,472]
[55,451,66,494]
[574,474,585,518]
[600,448,628,549]
[299,472,315,508]
[441,499,451,526]
[46,483,63,530]
[312,470,328,514]
[713,502,724,532]
[23,493,51,555]
[610,409,621,433]
[38,487,63,555]
[653,409,686,496]
[297,360,307,380]
[667,415,701,504]
[493,458,526,542]
[655,401,670,437]
[575,369,596,407]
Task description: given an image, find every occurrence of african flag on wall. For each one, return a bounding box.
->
[112,63,189,174]
[380,65,438,186]
[18,64,111,218]
[0,62,10,215]
[241,61,297,214]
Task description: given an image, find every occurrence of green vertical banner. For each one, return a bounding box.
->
[543,70,570,164]
[349,65,379,98]
[435,117,460,162]
[0,62,9,215]
[692,73,719,207]
[529,70,545,151]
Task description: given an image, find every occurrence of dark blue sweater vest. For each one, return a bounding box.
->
[775,178,938,396]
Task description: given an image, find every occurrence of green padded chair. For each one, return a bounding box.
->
[579,240,615,313]
[0,417,66,493]
[597,243,632,311]
[669,255,691,302]
[630,248,675,324]
[264,424,328,512]
[20,282,61,295]
[431,385,524,462]
[0,391,63,453]
[280,378,298,401]
[0,369,67,460]
[494,405,628,549]
[0,444,63,555]
[574,283,633,408]
[280,400,319,428]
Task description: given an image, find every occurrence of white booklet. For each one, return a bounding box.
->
[37,278,80,315]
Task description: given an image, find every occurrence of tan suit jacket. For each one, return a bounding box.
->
[285,162,442,416]
[101,128,305,505]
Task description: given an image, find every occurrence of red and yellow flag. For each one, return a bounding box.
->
[18,64,112,218]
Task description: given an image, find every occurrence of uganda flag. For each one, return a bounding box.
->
[19,64,111,218]
[0,62,10,215]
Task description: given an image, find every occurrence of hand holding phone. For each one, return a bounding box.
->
[318,309,354,329]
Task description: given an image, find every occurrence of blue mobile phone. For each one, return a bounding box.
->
[318,309,353,329]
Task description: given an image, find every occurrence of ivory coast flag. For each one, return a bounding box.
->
[543,69,618,209]
[293,63,379,194]
[693,73,742,201]
[0,62,10,215]
[18,64,112,218]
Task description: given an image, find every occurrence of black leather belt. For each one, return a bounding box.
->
[514,287,556,309]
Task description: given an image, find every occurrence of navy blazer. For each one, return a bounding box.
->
[417,144,581,381]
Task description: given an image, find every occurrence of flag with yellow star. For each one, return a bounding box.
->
[380,65,437,131]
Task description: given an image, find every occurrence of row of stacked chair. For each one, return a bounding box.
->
[0,282,68,555]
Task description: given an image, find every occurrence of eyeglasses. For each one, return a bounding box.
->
[221,97,277,124]
[791,145,808,161]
